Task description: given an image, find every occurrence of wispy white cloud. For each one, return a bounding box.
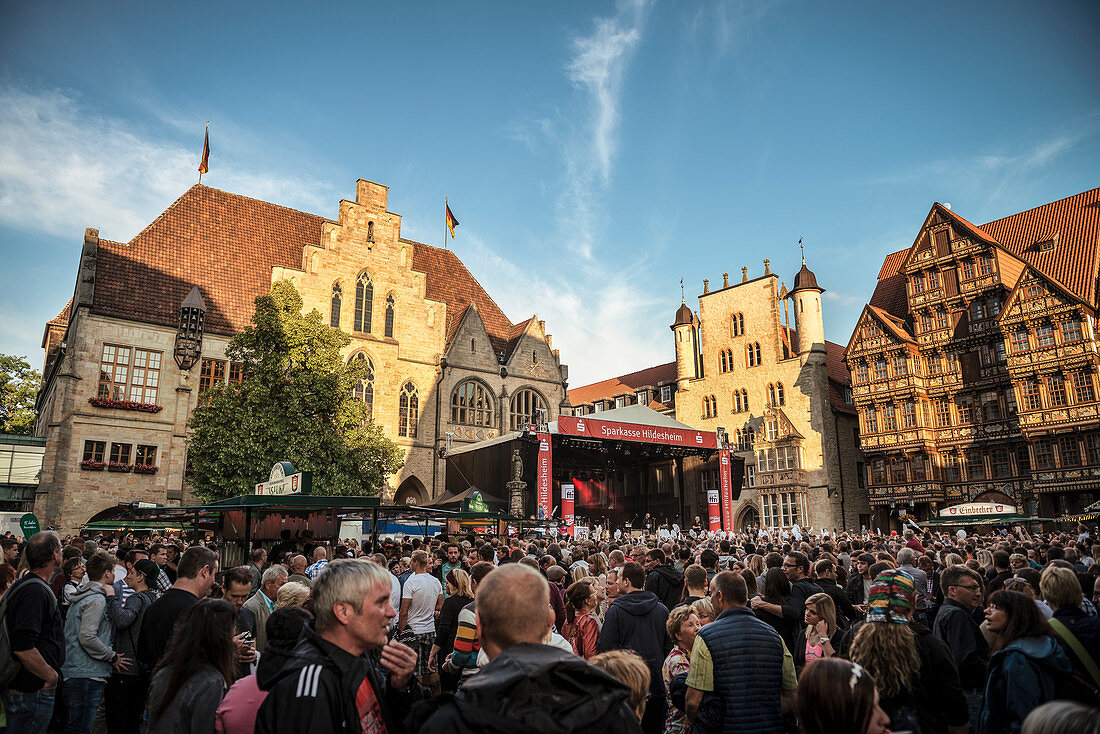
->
[0,84,339,243]
[687,0,777,60]
[863,119,1098,213]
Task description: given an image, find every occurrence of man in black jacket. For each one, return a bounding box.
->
[407,563,640,733]
[811,558,859,628]
[256,559,419,733]
[931,564,988,729]
[751,552,821,630]
[644,548,683,611]
[845,552,876,608]
[599,561,671,734]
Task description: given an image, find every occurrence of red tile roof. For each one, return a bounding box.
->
[407,239,515,356]
[825,340,856,414]
[48,299,71,327]
[86,185,525,357]
[93,185,325,336]
[868,188,1100,318]
[868,248,910,318]
[568,361,677,406]
[978,188,1100,307]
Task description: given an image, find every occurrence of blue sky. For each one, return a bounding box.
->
[1,0,1097,386]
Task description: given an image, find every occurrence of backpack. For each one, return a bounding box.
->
[0,574,53,687]
[1048,618,1100,704]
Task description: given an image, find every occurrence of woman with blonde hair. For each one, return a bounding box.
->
[848,570,968,734]
[745,553,765,579]
[976,549,995,578]
[794,591,847,672]
[943,552,964,567]
[274,581,310,610]
[429,568,474,692]
[691,597,714,626]
[661,605,701,733]
[571,565,590,585]
[591,650,650,724]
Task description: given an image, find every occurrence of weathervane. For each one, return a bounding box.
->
[680,278,685,303]
[799,237,805,265]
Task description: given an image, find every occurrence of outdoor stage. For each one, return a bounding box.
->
[444,405,745,531]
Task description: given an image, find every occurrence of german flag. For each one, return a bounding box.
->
[198,123,210,175]
[446,204,459,238]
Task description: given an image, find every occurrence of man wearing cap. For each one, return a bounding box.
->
[104,558,161,734]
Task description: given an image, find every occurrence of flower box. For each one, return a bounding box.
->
[108,463,133,473]
[80,460,106,470]
[134,464,159,475]
[88,397,163,413]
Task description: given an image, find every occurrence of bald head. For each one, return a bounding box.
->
[476,563,550,653]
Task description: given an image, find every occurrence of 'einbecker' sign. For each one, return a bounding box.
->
[255,462,313,496]
[939,501,1017,517]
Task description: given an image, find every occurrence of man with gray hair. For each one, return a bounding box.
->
[256,559,419,734]
[244,564,288,653]
[897,547,929,622]
[306,546,329,579]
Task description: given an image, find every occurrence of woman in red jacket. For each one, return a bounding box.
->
[562,579,601,659]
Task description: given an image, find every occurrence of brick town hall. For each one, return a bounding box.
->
[35,180,569,532]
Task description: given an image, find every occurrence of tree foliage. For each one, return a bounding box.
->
[187,281,404,501]
[0,354,40,435]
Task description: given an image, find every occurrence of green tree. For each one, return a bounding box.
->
[187,281,404,501]
[0,354,40,435]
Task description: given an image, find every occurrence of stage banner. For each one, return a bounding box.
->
[557,415,717,449]
[561,482,575,536]
[718,449,734,532]
[536,431,553,520]
[707,490,721,532]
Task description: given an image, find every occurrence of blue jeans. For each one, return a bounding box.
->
[61,677,106,734]
[3,687,56,734]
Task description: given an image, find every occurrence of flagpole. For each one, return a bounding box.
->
[444,195,448,250]
[198,119,207,183]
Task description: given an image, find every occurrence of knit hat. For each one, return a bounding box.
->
[866,569,915,624]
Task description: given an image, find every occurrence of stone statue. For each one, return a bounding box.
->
[511,448,523,482]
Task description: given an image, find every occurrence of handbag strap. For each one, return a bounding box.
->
[1049,617,1100,687]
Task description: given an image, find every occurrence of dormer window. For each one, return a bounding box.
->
[1035,234,1057,252]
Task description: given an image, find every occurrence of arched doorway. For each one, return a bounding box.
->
[393,476,427,506]
[736,504,760,533]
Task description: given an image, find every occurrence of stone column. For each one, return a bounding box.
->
[507,480,527,518]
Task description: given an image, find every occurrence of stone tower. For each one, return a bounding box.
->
[790,258,826,358]
[671,301,697,393]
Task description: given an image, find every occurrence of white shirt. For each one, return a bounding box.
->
[388,571,402,630]
[402,572,442,634]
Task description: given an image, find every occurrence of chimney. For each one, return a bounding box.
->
[764,259,772,275]
[703,279,710,294]
[741,266,749,283]
[722,272,729,288]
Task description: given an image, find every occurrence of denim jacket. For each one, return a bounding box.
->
[59,581,115,680]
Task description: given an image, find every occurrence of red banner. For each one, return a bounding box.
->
[561,483,575,536]
[557,415,717,449]
[707,490,721,532]
[536,431,553,521]
[718,449,734,532]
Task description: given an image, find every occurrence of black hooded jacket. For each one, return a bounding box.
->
[597,590,671,698]
[255,624,421,734]
[644,564,684,611]
[405,643,641,734]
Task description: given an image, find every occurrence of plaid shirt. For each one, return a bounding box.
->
[306,558,329,579]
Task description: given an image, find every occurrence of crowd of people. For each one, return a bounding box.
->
[0,522,1098,733]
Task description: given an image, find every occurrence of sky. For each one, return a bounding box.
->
[1,0,1098,387]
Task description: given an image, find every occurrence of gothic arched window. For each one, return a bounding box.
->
[510,388,547,430]
[451,380,494,426]
[330,283,342,329]
[384,294,395,338]
[399,381,419,438]
[776,382,785,406]
[349,353,374,419]
[354,274,373,333]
